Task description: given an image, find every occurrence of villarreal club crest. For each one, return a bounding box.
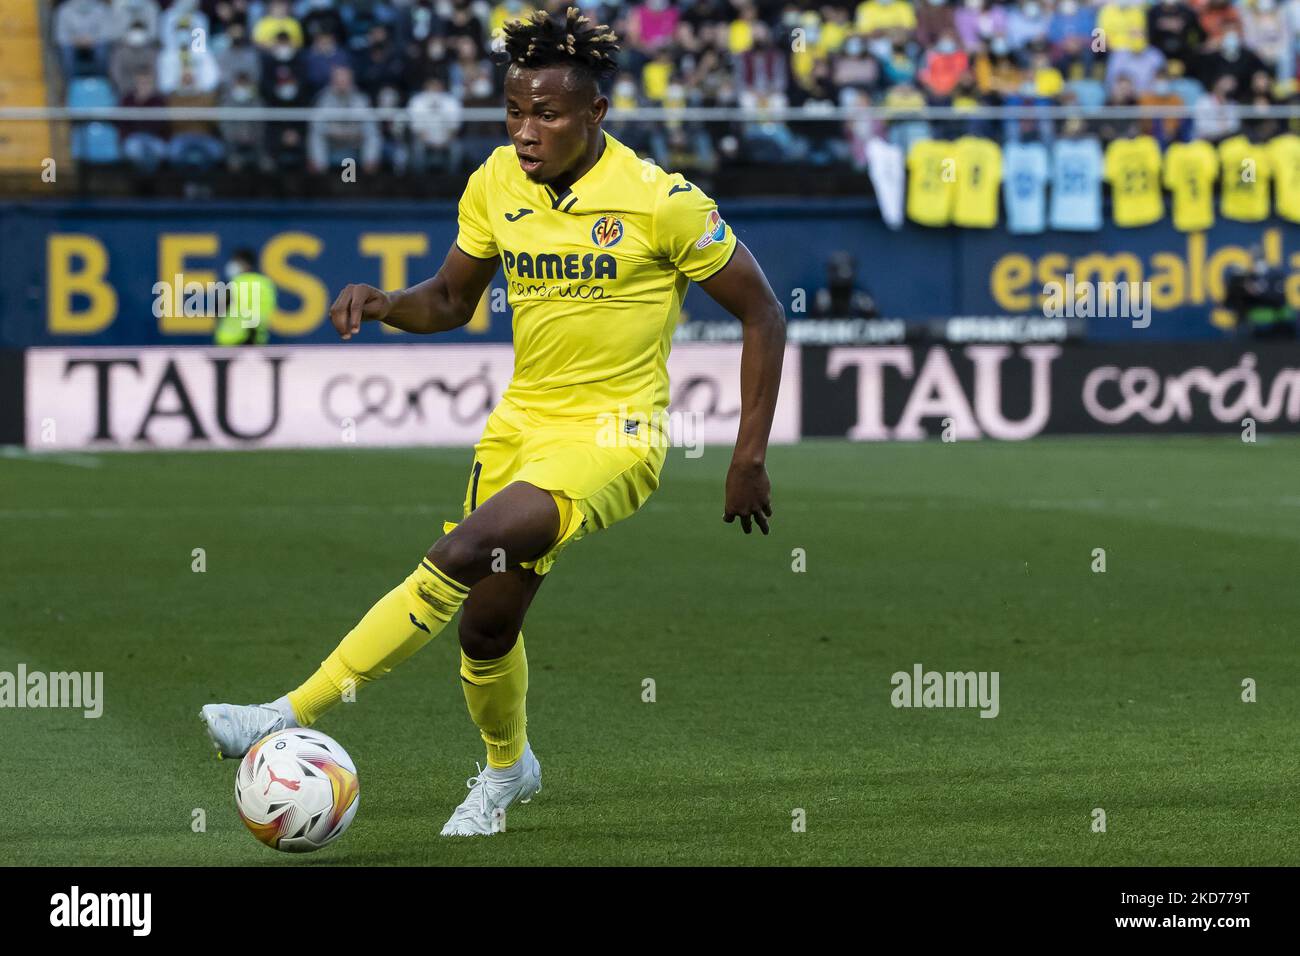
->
[591,215,624,248]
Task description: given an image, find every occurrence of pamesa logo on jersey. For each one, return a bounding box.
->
[591,215,624,248]
[501,249,617,280]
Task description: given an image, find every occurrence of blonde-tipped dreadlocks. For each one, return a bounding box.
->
[499,7,620,87]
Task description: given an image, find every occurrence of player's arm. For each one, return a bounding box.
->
[698,241,786,535]
[328,243,499,339]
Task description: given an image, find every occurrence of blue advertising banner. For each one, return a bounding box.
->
[3,199,1299,346]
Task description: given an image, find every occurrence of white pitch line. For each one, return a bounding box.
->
[0,447,103,469]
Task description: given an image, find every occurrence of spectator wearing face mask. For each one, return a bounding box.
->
[1097,0,1149,53]
[915,0,957,50]
[157,0,209,52]
[606,73,652,153]
[1242,0,1288,66]
[1193,30,1267,98]
[1200,0,1244,41]
[1192,74,1242,140]
[408,76,464,173]
[303,32,351,96]
[735,23,788,97]
[996,42,1059,144]
[263,61,310,171]
[443,3,486,50]
[882,36,919,86]
[1107,35,1167,93]
[157,37,221,95]
[1137,67,1190,144]
[340,0,400,52]
[456,59,502,165]
[920,30,969,98]
[811,7,852,56]
[307,65,381,175]
[219,72,267,172]
[1048,0,1098,78]
[110,0,160,42]
[215,20,261,85]
[834,34,884,93]
[109,20,160,95]
[253,0,304,50]
[259,30,305,98]
[1028,45,1064,98]
[1147,0,1202,66]
[954,0,1007,54]
[973,37,1024,97]
[406,35,453,92]
[355,25,406,102]
[402,0,443,47]
[1006,1,1050,53]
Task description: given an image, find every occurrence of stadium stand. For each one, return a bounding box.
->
[22,0,1300,216]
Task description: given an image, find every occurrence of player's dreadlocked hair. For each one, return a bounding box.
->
[497,6,620,89]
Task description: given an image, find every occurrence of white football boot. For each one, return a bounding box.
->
[199,698,298,759]
[440,742,542,836]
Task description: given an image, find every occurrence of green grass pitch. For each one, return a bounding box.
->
[1,438,1296,866]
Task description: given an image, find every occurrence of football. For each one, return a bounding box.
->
[235,729,360,853]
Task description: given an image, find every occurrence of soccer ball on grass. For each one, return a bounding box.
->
[235,728,359,852]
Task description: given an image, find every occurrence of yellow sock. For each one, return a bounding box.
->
[288,558,469,725]
[460,632,529,768]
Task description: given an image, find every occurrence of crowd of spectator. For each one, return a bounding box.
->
[51,0,1300,185]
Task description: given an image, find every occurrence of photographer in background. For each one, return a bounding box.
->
[214,248,275,346]
[1223,248,1297,339]
[812,251,880,320]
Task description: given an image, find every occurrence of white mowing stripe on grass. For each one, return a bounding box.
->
[0,447,102,469]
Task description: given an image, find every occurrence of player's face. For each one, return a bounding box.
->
[504,65,606,184]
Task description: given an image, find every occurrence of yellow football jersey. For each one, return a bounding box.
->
[1218,135,1272,222]
[1163,140,1218,232]
[1269,134,1300,223]
[1104,136,1164,228]
[952,136,1002,229]
[456,130,738,419]
[906,139,956,227]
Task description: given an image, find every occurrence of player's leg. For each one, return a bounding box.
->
[200,482,560,758]
[441,567,547,836]
[457,567,545,768]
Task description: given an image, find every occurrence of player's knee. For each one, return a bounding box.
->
[428,523,508,579]
[427,529,480,579]
[458,616,519,661]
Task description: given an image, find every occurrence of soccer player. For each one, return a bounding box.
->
[200,8,787,836]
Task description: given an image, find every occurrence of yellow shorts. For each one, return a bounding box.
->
[448,400,668,575]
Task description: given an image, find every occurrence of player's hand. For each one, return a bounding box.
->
[329,284,392,340]
[723,459,772,535]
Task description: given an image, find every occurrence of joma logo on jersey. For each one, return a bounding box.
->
[501,250,617,280]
